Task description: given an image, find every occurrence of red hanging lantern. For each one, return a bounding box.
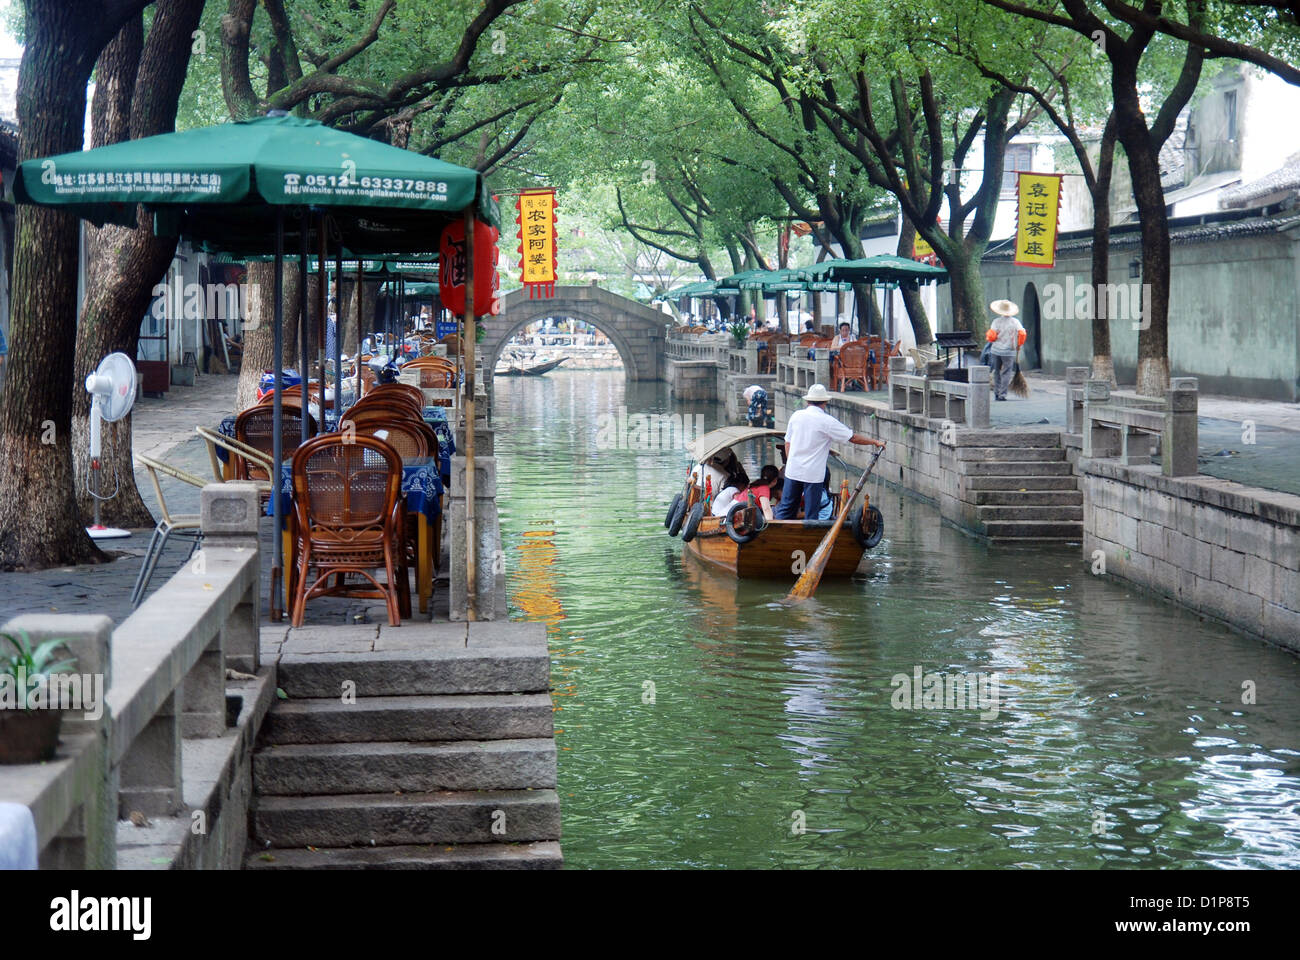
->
[439,218,500,317]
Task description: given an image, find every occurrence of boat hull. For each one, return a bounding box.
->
[683,517,867,578]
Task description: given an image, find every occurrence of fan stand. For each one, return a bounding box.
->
[85,390,131,540]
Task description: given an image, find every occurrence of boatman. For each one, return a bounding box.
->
[776,383,885,520]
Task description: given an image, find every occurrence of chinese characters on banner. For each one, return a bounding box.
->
[516,189,557,298]
[438,218,500,317]
[1014,172,1063,268]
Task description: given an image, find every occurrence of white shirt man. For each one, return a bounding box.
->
[776,383,885,520]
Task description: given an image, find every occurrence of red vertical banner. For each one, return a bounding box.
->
[439,218,500,316]
[516,189,557,298]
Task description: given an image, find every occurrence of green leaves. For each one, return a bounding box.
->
[0,631,79,679]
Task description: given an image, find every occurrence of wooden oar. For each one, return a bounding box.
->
[786,444,886,602]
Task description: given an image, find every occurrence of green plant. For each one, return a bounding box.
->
[1,632,77,695]
[728,320,749,346]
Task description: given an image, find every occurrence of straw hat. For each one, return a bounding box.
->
[990,299,1019,317]
[805,383,831,402]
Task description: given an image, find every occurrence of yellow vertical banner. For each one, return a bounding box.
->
[516,189,558,297]
[1013,172,1063,269]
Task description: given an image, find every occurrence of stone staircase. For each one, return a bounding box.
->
[956,431,1083,542]
[246,621,562,870]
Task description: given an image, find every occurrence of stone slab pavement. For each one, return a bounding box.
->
[853,370,1300,496]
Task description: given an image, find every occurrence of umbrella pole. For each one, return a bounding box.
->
[334,245,343,419]
[272,209,285,622]
[316,211,327,410]
[463,209,477,621]
[298,217,309,442]
[355,260,363,397]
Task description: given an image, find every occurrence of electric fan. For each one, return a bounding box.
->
[84,352,138,539]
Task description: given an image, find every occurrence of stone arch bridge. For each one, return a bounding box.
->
[481,285,668,381]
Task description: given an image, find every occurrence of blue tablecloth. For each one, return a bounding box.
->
[268,456,443,528]
[219,406,453,480]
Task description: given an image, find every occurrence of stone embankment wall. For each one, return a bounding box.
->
[1081,460,1300,651]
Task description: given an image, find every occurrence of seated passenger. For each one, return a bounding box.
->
[745,464,782,520]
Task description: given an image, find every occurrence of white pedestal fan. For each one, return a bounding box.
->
[84,351,137,539]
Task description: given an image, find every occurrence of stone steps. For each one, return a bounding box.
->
[277,645,549,698]
[965,474,1080,491]
[971,490,1083,506]
[252,620,561,869]
[955,446,1065,462]
[952,430,1063,448]
[246,841,563,870]
[977,505,1084,522]
[255,738,557,795]
[961,460,1075,476]
[980,520,1083,540]
[262,693,553,744]
[253,789,562,848]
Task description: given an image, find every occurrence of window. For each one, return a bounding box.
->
[1224,90,1238,142]
[1001,145,1034,197]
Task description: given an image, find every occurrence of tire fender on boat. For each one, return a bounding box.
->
[665,494,683,530]
[725,501,764,544]
[850,504,884,549]
[668,497,688,537]
[681,502,705,542]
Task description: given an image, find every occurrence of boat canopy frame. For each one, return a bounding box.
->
[687,426,786,463]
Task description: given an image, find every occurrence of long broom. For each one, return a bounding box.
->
[786,444,886,602]
[1009,343,1030,398]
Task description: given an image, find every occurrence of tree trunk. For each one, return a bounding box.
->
[852,281,883,338]
[234,260,300,410]
[72,0,205,527]
[942,252,988,336]
[1114,64,1170,396]
[896,219,933,345]
[1090,119,1118,386]
[0,0,138,569]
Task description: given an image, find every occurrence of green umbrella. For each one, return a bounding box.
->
[737,268,806,292]
[14,113,498,252]
[667,280,719,299]
[799,254,948,285]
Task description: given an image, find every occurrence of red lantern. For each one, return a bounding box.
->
[439,218,500,317]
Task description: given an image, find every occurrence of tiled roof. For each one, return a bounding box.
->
[1220,153,1300,208]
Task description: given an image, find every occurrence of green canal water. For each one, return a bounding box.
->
[494,370,1300,869]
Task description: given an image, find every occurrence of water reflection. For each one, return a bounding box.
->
[495,371,1300,869]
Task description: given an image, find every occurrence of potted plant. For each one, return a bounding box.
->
[728,319,749,347]
[0,632,76,765]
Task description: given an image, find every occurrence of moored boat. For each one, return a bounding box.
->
[665,426,883,578]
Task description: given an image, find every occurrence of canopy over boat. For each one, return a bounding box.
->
[687,426,785,463]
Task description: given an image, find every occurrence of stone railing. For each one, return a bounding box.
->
[887,357,991,428]
[1083,377,1197,476]
[776,343,831,391]
[0,482,266,869]
[665,332,730,365]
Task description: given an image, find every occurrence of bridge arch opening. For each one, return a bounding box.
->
[486,308,642,380]
[494,316,628,375]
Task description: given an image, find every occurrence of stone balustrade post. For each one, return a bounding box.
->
[1,614,116,868]
[1083,378,1119,459]
[1165,377,1199,477]
[1065,366,1089,434]
[200,482,260,674]
[889,356,908,410]
[968,365,991,428]
[923,360,947,420]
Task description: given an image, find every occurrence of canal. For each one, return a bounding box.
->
[494,370,1300,869]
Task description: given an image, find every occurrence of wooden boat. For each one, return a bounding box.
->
[666,426,883,579]
[494,355,568,376]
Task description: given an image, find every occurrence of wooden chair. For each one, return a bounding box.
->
[289,434,410,627]
[131,455,205,608]
[439,332,461,360]
[233,402,318,483]
[342,398,424,426]
[351,420,429,463]
[366,382,425,409]
[832,340,869,392]
[763,332,790,374]
[195,426,274,490]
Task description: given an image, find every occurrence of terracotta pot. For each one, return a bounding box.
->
[0,709,64,764]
